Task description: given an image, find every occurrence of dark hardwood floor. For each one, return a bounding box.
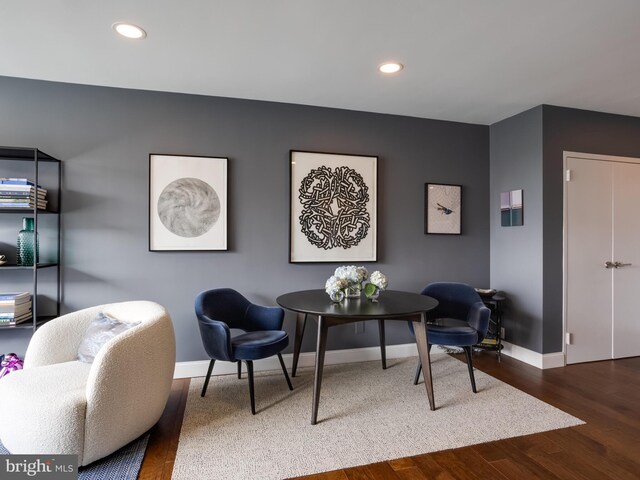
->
[138,352,640,480]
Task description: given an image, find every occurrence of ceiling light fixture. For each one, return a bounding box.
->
[112,22,147,39]
[378,62,403,74]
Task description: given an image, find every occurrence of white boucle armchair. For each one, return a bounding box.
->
[0,301,176,466]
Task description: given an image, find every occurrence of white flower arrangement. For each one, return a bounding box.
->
[369,271,388,290]
[334,265,368,286]
[325,275,348,295]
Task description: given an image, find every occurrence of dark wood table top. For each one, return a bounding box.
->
[276,289,438,319]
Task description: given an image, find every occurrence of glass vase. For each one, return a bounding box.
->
[344,284,362,299]
[329,290,345,303]
[366,286,381,302]
[17,217,39,266]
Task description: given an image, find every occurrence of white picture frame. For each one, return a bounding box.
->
[149,154,228,251]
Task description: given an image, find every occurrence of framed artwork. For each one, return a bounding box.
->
[289,150,377,263]
[501,189,523,226]
[149,154,228,251]
[425,183,462,234]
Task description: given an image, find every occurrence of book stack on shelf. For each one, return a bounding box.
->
[0,178,47,210]
[0,293,32,326]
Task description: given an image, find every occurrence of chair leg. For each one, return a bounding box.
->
[413,344,431,385]
[413,362,422,385]
[463,346,477,393]
[246,360,256,414]
[277,353,294,391]
[201,359,215,397]
[237,361,242,379]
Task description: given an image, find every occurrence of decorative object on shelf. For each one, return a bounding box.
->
[365,270,388,301]
[0,178,48,210]
[425,183,462,234]
[325,275,348,302]
[474,287,497,299]
[335,265,368,298]
[0,292,32,326]
[289,150,378,263]
[17,217,39,266]
[149,154,228,251]
[501,189,523,226]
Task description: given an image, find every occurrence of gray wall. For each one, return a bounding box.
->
[0,76,490,362]
[489,106,544,352]
[542,105,640,353]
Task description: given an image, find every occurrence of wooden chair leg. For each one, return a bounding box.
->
[413,344,431,385]
[463,346,477,393]
[277,353,294,390]
[237,361,242,379]
[201,359,215,397]
[246,360,256,414]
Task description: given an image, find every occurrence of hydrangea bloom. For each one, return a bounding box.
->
[325,275,348,295]
[334,265,368,285]
[369,271,388,290]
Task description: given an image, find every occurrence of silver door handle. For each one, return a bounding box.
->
[604,261,616,269]
[614,261,632,268]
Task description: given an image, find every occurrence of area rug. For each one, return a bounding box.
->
[0,434,148,480]
[172,355,583,480]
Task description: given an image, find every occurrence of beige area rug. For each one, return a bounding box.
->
[172,355,583,480]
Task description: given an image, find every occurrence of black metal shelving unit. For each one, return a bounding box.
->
[0,147,61,332]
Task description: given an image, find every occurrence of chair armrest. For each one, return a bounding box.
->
[83,313,176,464]
[245,304,284,331]
[24,305,104,369]
[467,302,491,342]
[197,314,233,361]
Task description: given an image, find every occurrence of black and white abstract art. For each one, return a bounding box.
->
[290,151,377,262]
[149,154,228,251]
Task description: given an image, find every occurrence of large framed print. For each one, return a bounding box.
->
[290,150,377,263]
[425,183,462,235]
[149,154,228,251]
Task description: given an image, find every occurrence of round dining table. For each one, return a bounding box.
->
[276,289,438,424]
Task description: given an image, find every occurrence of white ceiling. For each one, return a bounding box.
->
[2,1,640,125]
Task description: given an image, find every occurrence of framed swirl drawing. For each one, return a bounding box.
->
[289,150,377,263]
[149,154,228,251]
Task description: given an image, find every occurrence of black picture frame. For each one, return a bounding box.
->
[289,150,378,263]
[148,153,229,252]
[424,183,462,235]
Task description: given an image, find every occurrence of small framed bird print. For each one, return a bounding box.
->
[425,183,461,235]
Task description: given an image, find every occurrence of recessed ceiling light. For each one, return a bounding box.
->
[112,22,147,39]
[378,62,403,74]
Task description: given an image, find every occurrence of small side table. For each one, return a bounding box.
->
[474,293,506,361]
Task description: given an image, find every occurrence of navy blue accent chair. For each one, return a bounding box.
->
[410,283,491,393]
[195,288,293,414]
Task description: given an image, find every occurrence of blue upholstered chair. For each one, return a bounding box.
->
[411,283,491,393]
[195,288,293,414]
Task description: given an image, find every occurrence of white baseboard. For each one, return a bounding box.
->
[174,343,432,379]
[173,341,565,379]
[501,341,565,369]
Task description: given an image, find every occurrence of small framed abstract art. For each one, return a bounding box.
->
[149,154,228,251]
[500,189,523,226]
[289,150,378,263]
[425,183,462,235]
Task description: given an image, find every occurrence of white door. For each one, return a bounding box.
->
[566,155,640,364]
[612,163,640,359]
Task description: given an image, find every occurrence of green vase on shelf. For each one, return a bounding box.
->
[17,217,39,266]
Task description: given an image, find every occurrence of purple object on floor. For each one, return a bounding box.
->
[0,353,23,379]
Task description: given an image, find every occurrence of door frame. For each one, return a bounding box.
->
[562,151,640,364]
